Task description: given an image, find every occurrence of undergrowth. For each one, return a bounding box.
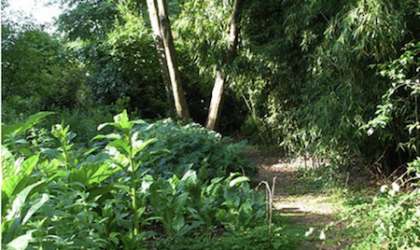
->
[294,161,420,250]
[1,111,289,250]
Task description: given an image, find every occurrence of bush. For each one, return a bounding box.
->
[1,111,275,250]
[348,158,420,249]
[133,119,257,178]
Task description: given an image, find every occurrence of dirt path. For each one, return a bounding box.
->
[247,148,350,250]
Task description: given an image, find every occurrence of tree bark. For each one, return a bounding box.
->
[206,0,244,130]
[156,0,190,123]
[146,0,176,119]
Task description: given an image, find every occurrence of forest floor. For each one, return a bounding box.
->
[247,147,371,250]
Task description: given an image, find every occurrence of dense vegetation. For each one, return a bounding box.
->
[2,112,288,249]
[2,0,420,249]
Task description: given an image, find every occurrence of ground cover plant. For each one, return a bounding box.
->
[338,158,420,250]
[1,111,290,250]
[276,157,420,250]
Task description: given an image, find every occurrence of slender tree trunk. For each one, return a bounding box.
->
[206,0,244,130]
[155,0,190,123]
[146,0,176,119]
[207,72,225,130]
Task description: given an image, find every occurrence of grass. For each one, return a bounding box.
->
[149,225,295,250]
[250,151,383,250]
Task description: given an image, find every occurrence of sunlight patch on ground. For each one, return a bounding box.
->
[275,195,342,215]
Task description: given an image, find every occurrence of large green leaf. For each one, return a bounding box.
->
[132,137,156,157]
[97,122,113,132]
[6,181,45,221]
[2,153,38,181]
[22,194,49,224]
[113,110,131,130]
[174,192,189,211]
[3,181,45,244]
[88,164,121,186]
[1,176,22,202]
[239,201,253,226]
[18,154,39,177]
[1,146,14,177]
[69,160,119,188]
[98,110,134,135]
[25,112,55,124]
[1,154,40,209]
[108,139,131,156]
[92,133,122,141]
[105,145,129,168]
[5,230,34,250]
[172,214,185,233]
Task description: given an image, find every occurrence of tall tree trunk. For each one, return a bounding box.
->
[146,0,176,119]
[156,0,190,123]
[206,0,244,130]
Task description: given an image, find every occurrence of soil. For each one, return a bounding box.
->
[246,147,352,250]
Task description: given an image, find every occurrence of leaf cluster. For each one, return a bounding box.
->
[1,111,276,250]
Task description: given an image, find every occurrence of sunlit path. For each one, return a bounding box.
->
[248,148,350,250]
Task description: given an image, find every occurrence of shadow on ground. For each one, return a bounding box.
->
[247,148,351,250]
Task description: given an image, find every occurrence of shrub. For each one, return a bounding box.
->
[1,111,273,250]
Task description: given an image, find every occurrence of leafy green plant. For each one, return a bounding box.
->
[94,110,155,239]
[372,167,420,249]
[29,180,110,250]
[133,120,257,179]
[149,172,199,237]
[152,226,291,250]
[147,171,266,237]
[46,123,77,169]
[68,154,120,189]
[2,112,54,156]
[345,158,420,249]
[1,150,48,249]
[1,110,271,249]
[214,174,266,232]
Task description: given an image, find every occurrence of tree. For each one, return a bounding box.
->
[147,0,190,123]
[236,0,420,169]
[56,0,170,118]
[146,0,176,119]
[206,0,244,130]
[1,15,88,119]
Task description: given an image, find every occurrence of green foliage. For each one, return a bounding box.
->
[1,144,54,249]
[176,0,235,71]
[372,184,420,249]
[363,41,420,162]
[95,110,156,240]
[1,111,273,249]
[343,158,420,249]
[153,226,291,250]
[56,0,169,117]
[44,107,115,143]
[2,112,54,154]
[135,120,257,178]
[2,0,169,122]
[4,0,420,171]
[5,0,420,247]
[235,0,420,171]
[1,22,88,117]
